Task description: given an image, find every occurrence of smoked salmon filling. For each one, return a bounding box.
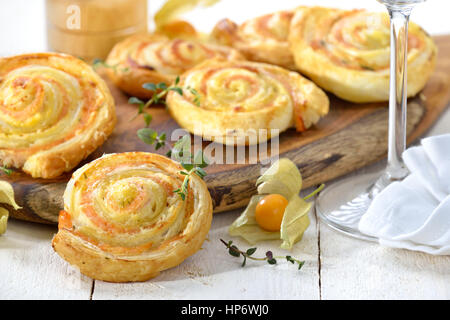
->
[105,34,243,98]
[166,59,329,145]
[52,152,213,282]
[0,53,116,178]
[289,7,437,103]
[211,10,296,70]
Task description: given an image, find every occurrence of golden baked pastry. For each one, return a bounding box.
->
[289,7,437,103]
[52,152,213,282]
[105,34,243,98]
[211,11,296,70]
[0,53,116,179]
[166,59,329,145]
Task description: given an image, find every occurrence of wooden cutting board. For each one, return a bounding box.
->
[3,35,450,225]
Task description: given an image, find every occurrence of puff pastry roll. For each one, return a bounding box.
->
[0,53,116,178]
[166,59,329,145]
[52,152,213,282]
[211,11,296,70]
[289,7,437,103]
[105,34,243,98]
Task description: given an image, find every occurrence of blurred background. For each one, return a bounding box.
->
[0,0,449,57]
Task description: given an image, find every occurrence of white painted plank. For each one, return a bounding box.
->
[318,108,450,300]
[0,0,449,301]
[93,209,320,300]
[319,224,450,299]
[0,219,93,299]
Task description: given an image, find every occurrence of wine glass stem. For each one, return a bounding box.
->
[385,6,413,180]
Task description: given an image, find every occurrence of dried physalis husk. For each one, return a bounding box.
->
[154,0,220,40]
[229,158,311,250]
[0,180,21,235]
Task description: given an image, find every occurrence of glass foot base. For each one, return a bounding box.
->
[315,171,387,242]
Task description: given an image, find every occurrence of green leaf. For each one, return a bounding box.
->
[181,163,194,171]
[142,83,157,91]
[246,248,257,256]
[175,76,180,85]
[92,58,103,65]
[194,167,207,179]
[137,128,158,145]
[229,245,240,257]
[193,150,209,168]
[143,113,152,127]
[241,256,247,267]
[298,261,305,270]
[169,87,183,95]
[156,82,168,90]
[0,166,13,175]
[267,258,277,265]
[172,135,191,163]
[128,97,144,105]
[181,176,190,192]
[286,256,295,264]
[155,142,164,150]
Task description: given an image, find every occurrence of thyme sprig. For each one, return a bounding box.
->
[220,239,305,270]
[0,166,12,175]
[92,58,129,73]
[129,77,201,119]
[132,79,208,201]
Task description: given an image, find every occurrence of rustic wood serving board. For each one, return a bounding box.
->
[2,35,450,225]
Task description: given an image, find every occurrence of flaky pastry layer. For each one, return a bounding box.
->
[52,152,213,282]
[289,7,437,103]
[105,34,243,98]
[166,59,329,145]
[0,53,116,178]
[211,11,296,70]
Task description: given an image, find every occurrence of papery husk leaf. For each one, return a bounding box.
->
[155,0,220,30]
[229,158,312,249]
[0,207,8,235]
[0,181,21,210]
[229,195,280,244]
[256,158,302,199]
[280,196,311,250]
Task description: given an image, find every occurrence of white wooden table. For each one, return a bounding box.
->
[1,0,449,300]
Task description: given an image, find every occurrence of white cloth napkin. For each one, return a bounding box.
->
[359,134,450,255]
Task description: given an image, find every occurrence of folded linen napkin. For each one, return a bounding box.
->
[359,134,450,255]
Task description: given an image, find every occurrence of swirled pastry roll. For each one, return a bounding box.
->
[166,59,329,145]
[211,11,296,70]
[52,152,213,282]
[289,7,437,103]
[105,34,243,98]
[0,53,116,178]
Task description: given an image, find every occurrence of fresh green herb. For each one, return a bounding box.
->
[0,166,13,175]
[129,77,201,115]
[303,184,325,201]
[185,86,201,107]
[132,78,208,201]
[360,65,375,71]
[220,239,305,270]
[92,58,129,73]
